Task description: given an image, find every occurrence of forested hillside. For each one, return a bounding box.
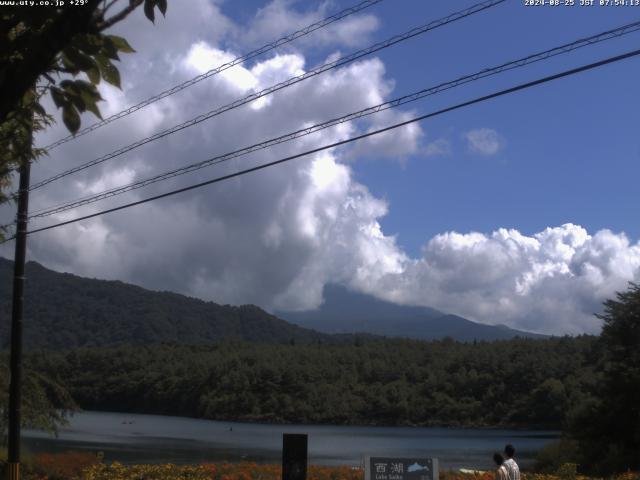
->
[24,336,599,429]
[0,258,605,430]
[0,259,547,349]
[0,258,331,348]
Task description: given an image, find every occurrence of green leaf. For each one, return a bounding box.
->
[61,85,86,113]
[80,95,102,119]
[68,94,86,113]
[76,81,103,119]
[144,0,155,23]
[50,87,66,109]
[100,37,120,61]
[62,105,81,134]
[60,53,81,75]
[74,33,103,55]
[22,89,35,104]
[59,79,74,90]
[96,56,121,89]
[157,0,167,16]
[63,47,96,72]
[86,64,100,84]
[58,80,104,116]
[75,80,102,101]
[107,35,135,54]
[32,102,47,117]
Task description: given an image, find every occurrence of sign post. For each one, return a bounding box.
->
[365,457,439,480]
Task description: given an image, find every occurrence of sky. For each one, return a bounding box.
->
[2,0,640,335]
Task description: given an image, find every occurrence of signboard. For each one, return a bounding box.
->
[365,457,439,480]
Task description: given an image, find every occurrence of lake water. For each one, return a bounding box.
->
[22,411,558,470]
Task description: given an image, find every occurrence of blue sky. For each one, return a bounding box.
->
[225,0,640,257]
[216,1,640,335]
[3,0,639,334]
[368,1,640,256]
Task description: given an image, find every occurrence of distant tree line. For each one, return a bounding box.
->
[21,336,598,429]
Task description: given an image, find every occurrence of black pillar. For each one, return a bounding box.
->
[282,433,307,480]
[7,158,31,480]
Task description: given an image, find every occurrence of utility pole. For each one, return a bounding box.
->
[6,125,32,480]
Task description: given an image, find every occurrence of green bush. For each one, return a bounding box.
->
[555,463,577,480]
[534,439,580,473]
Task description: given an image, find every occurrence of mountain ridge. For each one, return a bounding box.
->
[276,284,546,341]
[0,257,333,349]
[0,258,545,349]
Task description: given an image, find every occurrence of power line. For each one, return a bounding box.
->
[41,0,386,151]
[28,0,506,192]
[6,46,638,241]
[25,19,640,221]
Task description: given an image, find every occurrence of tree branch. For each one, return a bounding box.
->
[102,0,121,15]
[97,0,144,31]
[42,73,56,85]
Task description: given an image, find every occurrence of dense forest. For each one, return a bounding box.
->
[19,336,599,429]
[0,259,334,349]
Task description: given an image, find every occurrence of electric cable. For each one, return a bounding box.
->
[42,0,386,151]
[28,0,506,192]
[24,18,640,220]
[1,46,635,242]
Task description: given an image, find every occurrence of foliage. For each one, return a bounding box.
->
[23,335,598,429]
[0,89,52,209]
[75,462,362,480]
[554,463,577,480]
[0,446,36,475]
[568,283,640,474]
[534,439,580,474]
[0,0,168,213]
[440,471,494,480]
[0,355,77,443]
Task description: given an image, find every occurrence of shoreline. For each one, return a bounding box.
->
[57,408,564,432]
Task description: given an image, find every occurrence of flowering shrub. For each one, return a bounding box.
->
[12,456,640,480]
[436,470,640,480]
[33,451,99,480]
[441,470,494,480]
[81,462,361,480]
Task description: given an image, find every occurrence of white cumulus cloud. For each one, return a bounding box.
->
[1,1,637,338]
[424,138,451,157]
[230,0,380,50]
[353,224,640,335]
[465,128,503,156]
[0,0,420,316]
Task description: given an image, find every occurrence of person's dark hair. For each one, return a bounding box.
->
[504,444,515,458]
[493,452,504,466]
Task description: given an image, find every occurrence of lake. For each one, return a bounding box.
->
[23,411,558,470]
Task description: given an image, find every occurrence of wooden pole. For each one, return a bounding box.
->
[7,134,32,480]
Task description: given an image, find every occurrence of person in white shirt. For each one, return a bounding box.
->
[503,444,520,480]
[493,453,509,480]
